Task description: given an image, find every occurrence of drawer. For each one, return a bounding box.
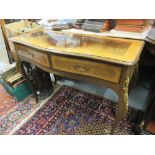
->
[51,55,122,83]
[16,45,50,68]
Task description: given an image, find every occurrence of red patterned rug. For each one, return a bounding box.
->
[15,86,138,135]
[0,84,37,135]
[0,84,18,116]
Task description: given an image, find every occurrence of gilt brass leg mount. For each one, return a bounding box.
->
[111,76,130,134]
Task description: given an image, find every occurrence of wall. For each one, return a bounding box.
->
[0,27,9,64]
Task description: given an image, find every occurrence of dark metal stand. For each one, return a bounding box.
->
[20,61,53,102]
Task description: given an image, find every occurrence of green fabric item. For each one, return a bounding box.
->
[0,79,32,101]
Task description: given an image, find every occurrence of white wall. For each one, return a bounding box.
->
[0,27,10,64]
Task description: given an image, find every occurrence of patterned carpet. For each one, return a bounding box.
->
[0,84,18,116]
[15,86,138,135]
[0,84,37,135]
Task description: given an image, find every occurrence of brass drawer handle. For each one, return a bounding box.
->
[18,50,35,58]
[74,65,89,72]
[27,51,35,58]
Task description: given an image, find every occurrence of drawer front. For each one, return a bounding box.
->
[51,55,122,83]
[16,45,50,68]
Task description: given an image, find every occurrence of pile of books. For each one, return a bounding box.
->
[5,71,25,88]
[0,68,33,101]
[115,19,154,33]
[82,19,116,33]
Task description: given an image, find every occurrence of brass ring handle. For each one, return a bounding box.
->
[28,51,35,58]
[30,53,35,57]
[74,65,89,72]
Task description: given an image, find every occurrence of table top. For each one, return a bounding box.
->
[10,31,145,65]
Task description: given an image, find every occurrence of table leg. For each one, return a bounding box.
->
[111,76,129,134]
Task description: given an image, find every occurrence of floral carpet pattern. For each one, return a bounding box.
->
[0,84,18,116]
[0,84,37,135]
[16,86,138,135]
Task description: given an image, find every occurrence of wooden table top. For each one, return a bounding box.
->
[10,31,145,65]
